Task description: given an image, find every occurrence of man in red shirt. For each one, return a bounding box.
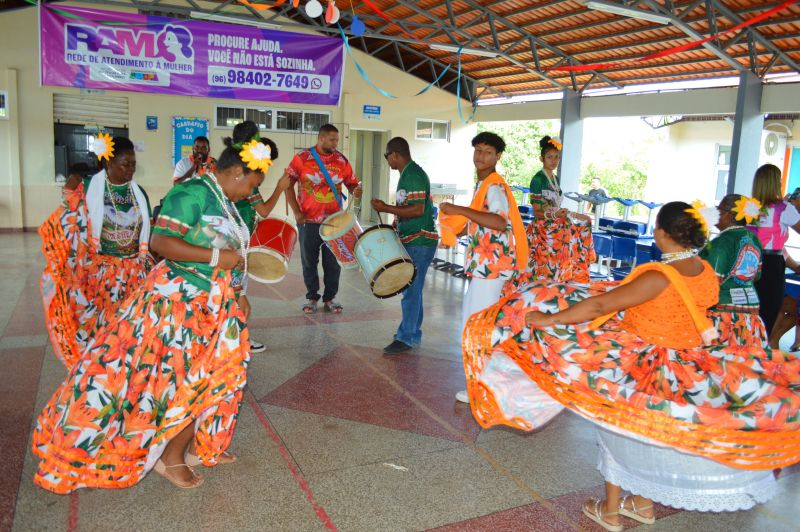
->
[286,124,361,314]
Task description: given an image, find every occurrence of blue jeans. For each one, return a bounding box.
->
[395,244,437,346]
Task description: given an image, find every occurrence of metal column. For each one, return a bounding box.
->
[728,71,764,196]
[558,88,584,211]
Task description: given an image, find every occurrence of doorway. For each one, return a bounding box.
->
[350,129,390,224]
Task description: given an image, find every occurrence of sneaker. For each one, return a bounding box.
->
[383,339,413,354]
[250,340,266,353]
[455,390,469,403]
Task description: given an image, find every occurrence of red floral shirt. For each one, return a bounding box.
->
[286,149,358,223]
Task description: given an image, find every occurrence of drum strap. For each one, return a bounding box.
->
[310,147,346,208]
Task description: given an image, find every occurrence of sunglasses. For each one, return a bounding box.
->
[383,151,394,160]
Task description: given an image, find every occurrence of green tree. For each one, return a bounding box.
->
[581,158,649,217]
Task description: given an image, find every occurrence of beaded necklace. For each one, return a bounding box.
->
[104,176,140,249]
[661,248,700,264]
[202,173,250,280]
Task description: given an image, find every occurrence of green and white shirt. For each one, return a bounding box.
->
[395,161,437,246]
[154,175,248,292]
[82,177,151,258]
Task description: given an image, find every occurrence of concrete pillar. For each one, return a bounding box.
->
[728,71,764,195]
[558,88,583,211]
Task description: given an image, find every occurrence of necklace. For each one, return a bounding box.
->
[661,248,699,264]
[104,175,140,249]
[543,169,562,206]
[202,173,250,279]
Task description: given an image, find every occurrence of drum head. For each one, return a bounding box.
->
[320,211,354,239]
[371,259,416,298]
[247,248,288,284]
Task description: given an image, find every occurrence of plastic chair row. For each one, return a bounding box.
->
[593,234,660,281]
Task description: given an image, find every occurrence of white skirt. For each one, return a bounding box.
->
[597,428,777,512]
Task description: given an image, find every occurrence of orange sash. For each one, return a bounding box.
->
[438,172,529,268]
[589,262,719,345]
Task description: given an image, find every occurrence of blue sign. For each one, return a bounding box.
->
[172,117,208,166]
[146,115,158,130]
[363,104,381,120]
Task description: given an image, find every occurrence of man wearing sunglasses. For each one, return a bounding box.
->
[371,137,438,354]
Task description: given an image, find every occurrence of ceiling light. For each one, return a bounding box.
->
[189,11,282,30]
[585,1,671,24]
[429,43,500,58]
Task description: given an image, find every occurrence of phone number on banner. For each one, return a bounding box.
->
[208,66,330,94]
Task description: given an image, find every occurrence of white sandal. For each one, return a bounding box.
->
[582,498,623,532]
[153,459,203,489]
[619,494,656,525]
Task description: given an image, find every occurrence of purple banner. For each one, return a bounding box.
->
[40,5,344,106]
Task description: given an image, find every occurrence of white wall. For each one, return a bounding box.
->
[0,5,477,228]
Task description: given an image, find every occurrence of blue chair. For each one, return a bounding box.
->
[518,205,533,217]
[609,220,647,238]
[786,277,800,299]
[610,236,637,280]
[651,242,662,262]
[598,217,617,232]
[635,242,653,265]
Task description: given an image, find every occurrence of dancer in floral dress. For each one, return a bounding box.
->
[463,202,800,530]
[33,132,291,492]
[701,194,767,347]
[40,135,153,369]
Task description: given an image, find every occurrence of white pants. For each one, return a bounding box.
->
[461,277,507,343]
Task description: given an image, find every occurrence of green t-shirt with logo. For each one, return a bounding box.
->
[395,160,437,247]
[153,175,247,292]
[700,227,763,310]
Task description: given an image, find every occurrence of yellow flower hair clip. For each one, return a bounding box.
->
[548,137,563,151]
[239,139,273,173]
[91,133,115,161]
[732,196,762,224]
[685,200,719,235]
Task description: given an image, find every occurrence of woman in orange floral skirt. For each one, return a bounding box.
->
[463,202,800,530]
[33,132,291,492]
[40,135,153,369]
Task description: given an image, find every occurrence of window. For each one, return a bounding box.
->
[416,119,450,141]
[303,111,331,133]
[0,91,7,120]
[215,106,245,128]
[274,109,302,132]
[246,108,272,130]
[714,144,732,201]
[214,105,331,132]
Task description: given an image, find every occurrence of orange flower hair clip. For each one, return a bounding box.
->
[732,196,762,224]
[239,139,273,173]
[548,137,563,151]
[91,133,114,161]
[685,200,719,235]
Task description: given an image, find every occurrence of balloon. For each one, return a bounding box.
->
[351,14,366,37]
[305,0,323,18]
[325,1,340,24]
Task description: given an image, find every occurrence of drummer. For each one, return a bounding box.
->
[371,137,438,354]
[285,124,361,314]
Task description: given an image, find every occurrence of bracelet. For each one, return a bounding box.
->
[209,247,220,267]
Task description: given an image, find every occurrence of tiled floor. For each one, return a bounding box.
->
[2,232,799,532]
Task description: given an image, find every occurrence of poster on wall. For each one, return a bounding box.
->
[172,117,208,166]
[40,5,344,106]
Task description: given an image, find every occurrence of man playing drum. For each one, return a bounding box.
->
[371,137,438,354]
[285,124,362,314]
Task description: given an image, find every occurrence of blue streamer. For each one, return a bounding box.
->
[414,51,458,96]
[338,24,397,99]
[456,52,478,124]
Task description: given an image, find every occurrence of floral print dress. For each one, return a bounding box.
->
[33,176,251,494]
[463,262,800,470]
[40,178,153,369]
